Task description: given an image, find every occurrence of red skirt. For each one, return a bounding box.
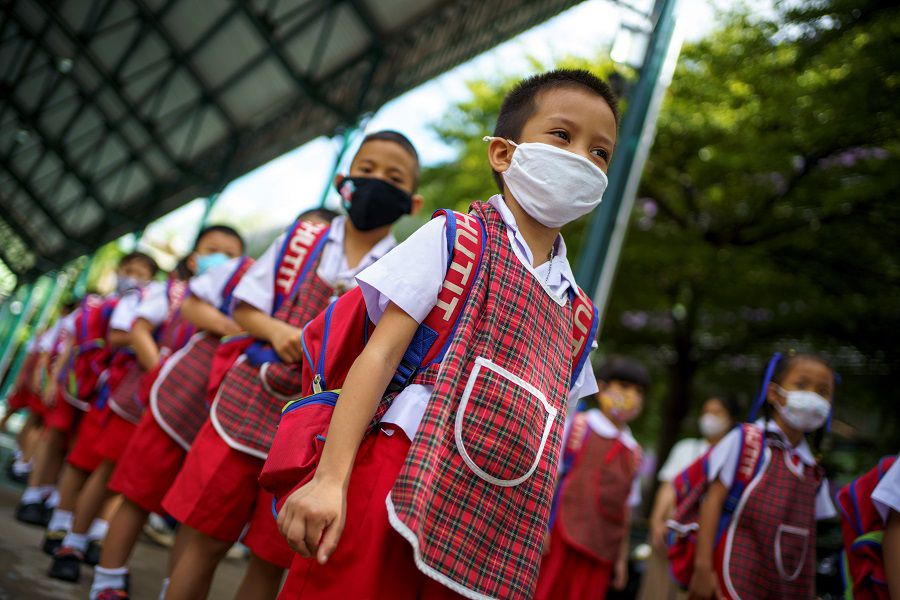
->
[67,407,107,472]
[94,412,138,463]
[535,519,613,600]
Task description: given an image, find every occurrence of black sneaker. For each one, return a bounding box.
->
[84,540,102,566]
[6,461,30,485]
[42,529,67,555]
[16,501,49,526]
[48,547,83,582]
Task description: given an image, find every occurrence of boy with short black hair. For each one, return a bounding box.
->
[162,130,423,600]
[536,355,649,600]
[276,69,616,599]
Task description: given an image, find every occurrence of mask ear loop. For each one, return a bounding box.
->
[749,352,782,422]
[825,372,841,432]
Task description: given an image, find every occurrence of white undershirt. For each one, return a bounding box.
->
[356,195,599,441]
[872,454,900,524]
[134,281,169,327]
[109,289,146,333]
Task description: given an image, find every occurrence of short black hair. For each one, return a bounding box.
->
[357,130,420,190]
[770,352,833,387]
[491,69,620,191]
[706,392,742,420]
[119,251,159,276]
[595,355,650,391]
[298,208,340,223]
[173,256,194,281]
[195,224,244,253]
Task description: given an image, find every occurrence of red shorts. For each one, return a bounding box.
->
[6,389,32,411]
[28,390,47,418]
[243,488,295,569]
[280,426,465,600]
[67,407,106,472]
[109,413,186,515]
[45,390,79,432]
[535,520,612,600]
[94,412,137,463]
[163,420,271,547]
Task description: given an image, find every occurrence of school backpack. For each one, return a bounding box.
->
[259,209,600,513]
[837,455,897,600]
[666,423,765,589]
[65,294,120,408]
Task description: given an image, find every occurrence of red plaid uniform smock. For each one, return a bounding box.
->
[386,201,586,600]
[718,431,823,600]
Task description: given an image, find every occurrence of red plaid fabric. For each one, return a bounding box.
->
[558,420,639,562]
[388,201,585,600]
[719,432,823,599]
[107,352,144,423]
[150,332,220,450]
[212,266,334,459]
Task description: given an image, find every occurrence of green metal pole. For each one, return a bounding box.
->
[317,117,370,210]
[0,279,44,392]
[73,255,94,298]
[574,0,683,326]
[198,192,221,229]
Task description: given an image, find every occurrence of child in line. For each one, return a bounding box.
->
[276,69,616,599]
[688,353,837,599]
[536,356,649,600]
[162,131,422,600]
[89,225,248,599]
[2,326,49,484]
[42,253,158,568]
[872,456,900,597]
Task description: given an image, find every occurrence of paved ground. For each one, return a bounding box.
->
[0,482,248,600]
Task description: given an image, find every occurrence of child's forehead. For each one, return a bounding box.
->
[785,358,833,382]
[351,139,417,172]
[524,86,616,137]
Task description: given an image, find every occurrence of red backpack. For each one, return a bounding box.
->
[260,209,600,513]
[64,294,120,409]
[837,455,897,599]
[666,423,765,588]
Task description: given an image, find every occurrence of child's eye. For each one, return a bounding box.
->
[592,148,610,162]
[551,130,569,141]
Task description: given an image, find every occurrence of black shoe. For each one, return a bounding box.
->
[42,529,66,555]
[6,461,30,485]
[48,547,83,582]
[84,540,102,566]
[16,502,49,527]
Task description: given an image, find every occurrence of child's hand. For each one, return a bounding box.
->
[612,557,628,590]
[650,519,668,552]
[688,564,724,599]
[277,474,346,564]
[270,323,304,363]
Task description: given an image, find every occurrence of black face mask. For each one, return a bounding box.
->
[337,177,412,231]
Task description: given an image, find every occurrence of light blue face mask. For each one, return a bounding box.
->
[196,252,232,275]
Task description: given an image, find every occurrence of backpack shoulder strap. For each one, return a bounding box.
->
[569,285,599,389]
[389,209,486,389]
[272,219,331,314]
[718,423,766,539]
[219,256,254,314]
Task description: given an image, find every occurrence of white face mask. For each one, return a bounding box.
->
[774,386,831,432]
[484,137,608,228]
[115,276,142,296]
[698,413,729,439]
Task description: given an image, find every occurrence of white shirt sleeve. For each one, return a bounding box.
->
[38,321,62,352]
[567,357,598,411]
[109,291,142,332]
[189,257,240,308]
[659,439,706,483]
[60,311,78,336]
[872,457,900,523]
[815,478,837,520]
[356,216,449,325]
[628,472,642,507]
[707,427,743,488]
[233,233,283,315]
[135,282,169,327]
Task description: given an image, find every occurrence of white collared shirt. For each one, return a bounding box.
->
[707,419,836,519]
[233,216,397,315]
[135,281,170,328]
[109,288,146,333]
[356,196,599,441]
[872,454,900,524]
[584,409,642,507]
[189,256,244,310]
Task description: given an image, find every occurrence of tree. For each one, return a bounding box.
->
[416,0,900,485]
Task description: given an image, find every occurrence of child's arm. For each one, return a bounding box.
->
[32,352,49,392]
[886,510,900,599]
[41,341,72,406]
[688,480,727,600]
[277,302,420,564]
[108,329,131,349]
[180,296,241,337]
[649,481,676,551]
[232,302,303,363]
[130,318,160,371]
[613,506,632,590]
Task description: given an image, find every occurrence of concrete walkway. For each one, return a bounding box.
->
[0,483,248,599]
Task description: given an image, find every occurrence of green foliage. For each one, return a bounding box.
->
[417,0,900,480]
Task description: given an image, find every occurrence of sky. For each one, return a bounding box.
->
[139,0,743,263]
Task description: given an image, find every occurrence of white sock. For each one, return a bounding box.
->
[14,449,23,460]
[158,577,170,600]
[87,518,109,542]
[90,566,129,598]
[46,489,60,509]
[12,459,32,475]
[21,486,43,504]
[47,509,73,533]
[62,532,88,553]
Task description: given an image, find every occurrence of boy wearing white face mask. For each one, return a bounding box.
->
[688,353,838,600]
[276,69,616,600]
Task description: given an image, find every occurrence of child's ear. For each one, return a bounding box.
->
[333,173,345,190]
[409,194,424,217]
[186,252,198,276]
[487,138,514,176]
[767,382,784,407]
